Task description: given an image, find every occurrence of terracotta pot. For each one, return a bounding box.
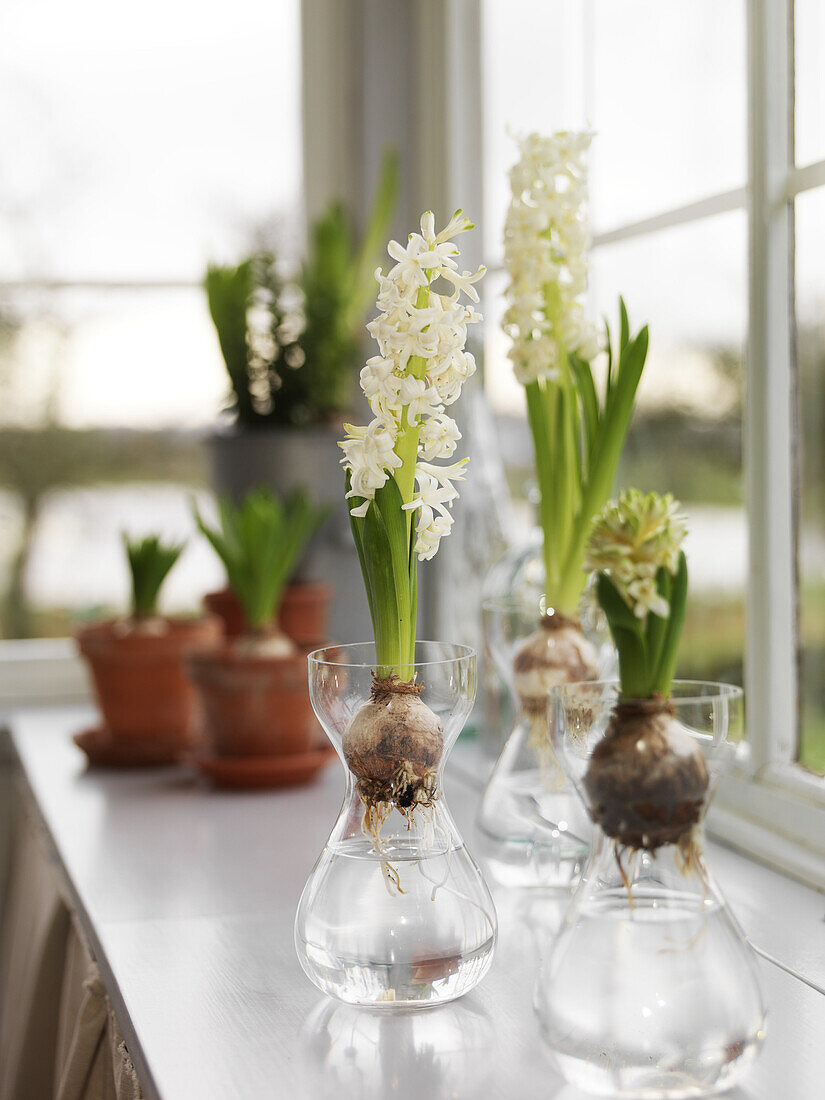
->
[202,588,247,639]
[76,617,222,746]
[207,425,371,644]
[188,644,321,758]
[203,582,334,646]
[280,582,334,644]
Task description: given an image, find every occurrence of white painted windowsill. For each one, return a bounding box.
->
[2,706,824,1100]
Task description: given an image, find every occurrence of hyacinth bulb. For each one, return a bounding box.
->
[584,699,709,852]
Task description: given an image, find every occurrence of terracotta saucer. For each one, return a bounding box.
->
[74,727,187,768]
[189,746,336,790]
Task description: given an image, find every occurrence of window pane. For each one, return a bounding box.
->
[795,0,825,167]
[0,286,228,637]
[0,286,226,428]
[482,0,587,262]
[1,0,302,281]
[795,187,825,774]
[593,212,747,687]
[589,1,747,230]
[481,1,746,260]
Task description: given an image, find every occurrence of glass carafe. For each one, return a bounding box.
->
[295,642,497,1007]
[536,680,766,1098]
[476,597,611,889]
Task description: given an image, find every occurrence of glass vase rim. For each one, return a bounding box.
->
[481,594,571,616]
[307,640,477,670]
[550,678,744,707]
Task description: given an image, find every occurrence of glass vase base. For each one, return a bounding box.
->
[477,770,590,890]
[537,887,766,1098]
[296,836,497,1008]
[477,833,586,891]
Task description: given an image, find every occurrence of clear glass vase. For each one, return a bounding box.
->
[478,525,544,761]
[483,524,546,611]
[294,642,497,1007]
[476,596,613,889]
[536,680,766,1098]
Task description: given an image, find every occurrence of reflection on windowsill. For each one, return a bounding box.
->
[299,996,495,1100]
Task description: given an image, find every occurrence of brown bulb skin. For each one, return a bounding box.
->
[513,615,600,713]
[584,700,709,851]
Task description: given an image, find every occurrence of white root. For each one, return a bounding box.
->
[513,618,600,783]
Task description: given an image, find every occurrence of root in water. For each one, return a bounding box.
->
[380,859,403,896]
[525,709,566,790]
[513,614,599,785]
[675,826,706,884]
[412,802,497,933]
[614,843,635,910]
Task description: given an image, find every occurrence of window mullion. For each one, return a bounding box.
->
[744,0,796,772]
[593,186,748,248]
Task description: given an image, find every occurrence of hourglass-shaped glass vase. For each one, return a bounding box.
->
[536,680,766,1098]
[476,597,612,889]
[294,642,497,1007]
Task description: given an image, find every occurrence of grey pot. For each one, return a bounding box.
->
[206,425,371,644]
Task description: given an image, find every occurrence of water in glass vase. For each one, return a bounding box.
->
[539,885,765,1097]
[297,832,496,1006]
[537,681,767,1098]
[477,761,590,889]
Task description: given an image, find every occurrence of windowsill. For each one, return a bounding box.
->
[0,638,91,708]
[711,765,825,892]
[3,703,825,1098]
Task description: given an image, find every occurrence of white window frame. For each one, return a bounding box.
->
[474,0,825,886]
[712,0,825,889]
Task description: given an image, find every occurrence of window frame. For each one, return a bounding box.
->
[476,0,825,886]
[712,0,825,887]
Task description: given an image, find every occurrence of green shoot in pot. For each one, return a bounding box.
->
[204,151,398,427]
[194,489,327,639]
[123,534,184,620]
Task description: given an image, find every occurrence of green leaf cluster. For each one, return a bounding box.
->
[346,472,417,676]
[194,489,328,630]
[204,259,256,424]
[123,534,184,619]
[204,151,399,428]
[596,550,688,699]
[528,297,649,614]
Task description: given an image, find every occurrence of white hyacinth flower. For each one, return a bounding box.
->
[339,210,484,560]
[584,489,688,622]
[504,129,600,385]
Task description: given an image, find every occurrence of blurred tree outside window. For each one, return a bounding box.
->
[795,187,825,775]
